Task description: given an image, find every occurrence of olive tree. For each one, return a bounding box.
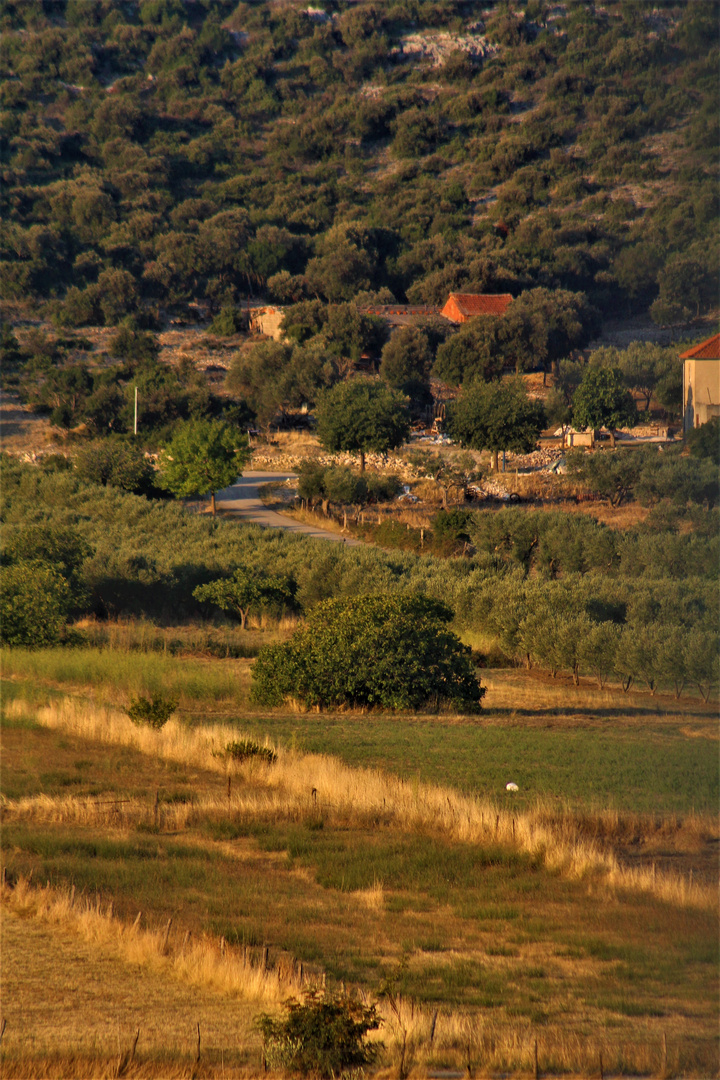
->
[193,566,294,629]
[158,419,251,516]
[315,379,410,472]
[448,378,546,471]
[572,366,637,447]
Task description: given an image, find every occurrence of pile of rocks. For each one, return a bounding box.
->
[250,448,414,478]
[392,31,498,66]
[505,447,565,471]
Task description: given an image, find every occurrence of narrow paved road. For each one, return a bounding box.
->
[215,471,364,546]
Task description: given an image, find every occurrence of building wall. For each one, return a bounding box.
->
[683,358,720,432]
[249,307,286,340]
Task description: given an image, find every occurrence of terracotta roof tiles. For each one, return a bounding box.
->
[446,293,514,316]
[680,333,720,360]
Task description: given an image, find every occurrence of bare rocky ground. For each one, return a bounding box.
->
[0,389,58,458]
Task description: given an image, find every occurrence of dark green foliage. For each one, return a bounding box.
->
[126,693,178,730]
[1,0,714,333]
[433,319,507,386]
[586,343,679,414]
[687,417,720,466]
[297,461,402,508]
[226,340,336,429]
[0,560,72,647]
[379,325,433,392]
[572,367,637,437]
[209,307,243,337]
[108,322,160,363]
[315,379,411,470]
[433,509,474,544]
[257,993,381,1078]
[74,439,155,495]
[193,566,295,630]
[567,446,720,509]
[251,594,484,712]
[158,420,251,513]
[500,288,600,377]
[566,449,644,508]
[1,458,715,668]
[448,379,546,470]
[2,523,90,605]
[224,740,277,765]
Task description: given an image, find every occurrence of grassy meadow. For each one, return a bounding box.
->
[1,640,718,1077]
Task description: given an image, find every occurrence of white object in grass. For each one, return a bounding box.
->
[505,782,519,792]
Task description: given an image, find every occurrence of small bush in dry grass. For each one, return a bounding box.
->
[224,739,277,765]
[257,992,381,1077]
[126,693,178,729]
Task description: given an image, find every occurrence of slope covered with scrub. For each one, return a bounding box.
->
[1,0,717,325]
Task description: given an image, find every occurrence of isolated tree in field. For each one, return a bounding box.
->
[193,566,294,629]
[158,419,250,516]
[572,366,637,447]
[251,594,484,712]
[258,992,380,1078]
[315,379,410,472]
[448,378,546,471]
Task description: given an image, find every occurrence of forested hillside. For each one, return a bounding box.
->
[2,0,718,327]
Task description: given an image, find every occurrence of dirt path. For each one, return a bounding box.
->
[0,389,55,455]
[215,471,364,546]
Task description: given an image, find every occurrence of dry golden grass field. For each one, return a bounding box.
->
[1,651,718,1079]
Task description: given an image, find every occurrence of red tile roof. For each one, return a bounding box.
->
[680,333,720,360]
[446,293,514,316]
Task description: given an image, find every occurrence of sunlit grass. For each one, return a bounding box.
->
[1,647,252,709]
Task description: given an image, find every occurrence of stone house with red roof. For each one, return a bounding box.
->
[680,332,720,433]
[440,293,514,323]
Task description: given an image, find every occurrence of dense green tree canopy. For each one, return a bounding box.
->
[193,566,294,630]
[0,1,716,326]
[315,378,410,471]
[448,379,546,471]
[251,594,484,712]
[572,366,638,443]
[0,560,72,647]
[158,419,250,514]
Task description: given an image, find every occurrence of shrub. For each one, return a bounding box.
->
[257,992,381,1078]
[0,560,72,647]
[126,693,178,729]
[209,306,243,336]
[224,739,277,765]
[687,417,720,466]
[251,594,484,712]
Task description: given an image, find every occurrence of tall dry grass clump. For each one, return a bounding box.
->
[1,875,298,1007]
[5,695,714,911]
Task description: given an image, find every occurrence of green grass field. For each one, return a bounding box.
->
[2,647,718,1076]
[3,648,717,816]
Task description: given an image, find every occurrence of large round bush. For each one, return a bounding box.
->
[251,594,484,712]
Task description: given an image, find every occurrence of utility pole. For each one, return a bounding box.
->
[134,386,138,435]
